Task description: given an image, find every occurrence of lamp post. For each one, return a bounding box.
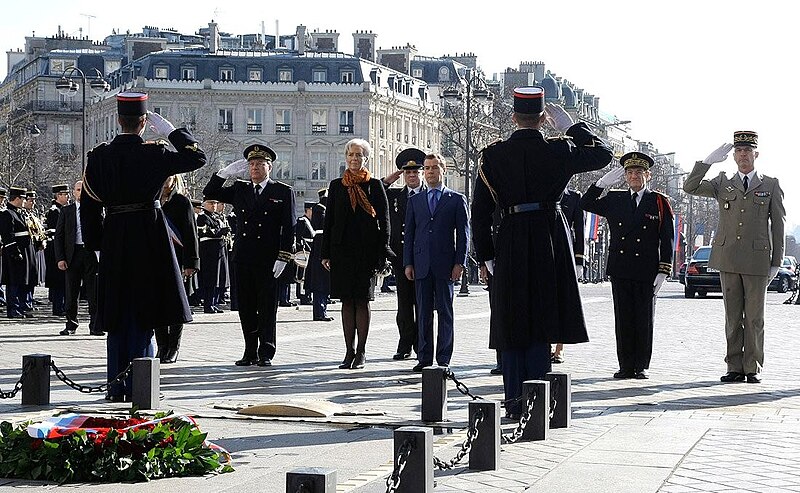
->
[440,67,494,295]
[56,67,109,172]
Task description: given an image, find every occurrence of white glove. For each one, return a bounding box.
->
[95,251,100,262]
[217,159,249,179]
[703,143,733,165]
[273,260,287,279]
[484,259,494,276]
[575,265,584,280]
[545,103,574,132]
[653,273,668,295]
[146,111,176,136]
[596,167,625,188]
[768,266,780,282]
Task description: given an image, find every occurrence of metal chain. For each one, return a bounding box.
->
[433,408,485,470]
[502,389,537,444]
[444,369,484,401]
[50,360,132,394]
[550,378,560,421]
[0,361,32,399]
[385,438,414,493]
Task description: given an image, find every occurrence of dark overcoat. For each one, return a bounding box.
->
[44,202,65,288]
[304,202,329,293]
[560,188,585,266]
[196,210,229,288]
[0,204,37,285]
[162,192,200,296]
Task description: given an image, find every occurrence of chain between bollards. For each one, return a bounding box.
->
[502,389,537,444]
[433,407,485,470]
[550,377,560,420]
[385,437,414,493]
[0,361,32,399]
[50,360,133,394]
[444,368,484,401]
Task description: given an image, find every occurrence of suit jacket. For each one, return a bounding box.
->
[581,185,675,283]
[404,186,469,280]
[560,188,585,266]
[203,174,295,266]
[683,162,785,276]
[54,203,79,266]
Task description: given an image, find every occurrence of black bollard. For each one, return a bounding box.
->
[393,426,433,493]
[131,357,159,410]
[285,467,337,493]
[421,366,447,422]
[521,380,549,441]
[21,354,51,406]
[468,400,500,471]
[545,372,571,429]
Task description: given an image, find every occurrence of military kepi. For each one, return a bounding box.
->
[620,152,654,170]
[8,186,26,198]
[733,130,757,148]
[51,184,69,194]
[117,92,148,116]
[243,143,276,162]
[395,148,425,170]
[513,87,545,114]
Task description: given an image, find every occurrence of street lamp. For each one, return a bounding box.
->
[440,67,494,295]
[56,67,110,171]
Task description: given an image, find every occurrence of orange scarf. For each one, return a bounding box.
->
[341,168,376,217]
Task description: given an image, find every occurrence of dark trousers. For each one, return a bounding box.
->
[24,284,34,310]
[49,286,65,314]
[394,267,417,354]
[611,277,655,371]
[502,342,551,415]
[6,284,24,317]
[235,262,278,360]
[278,280,291,304]
[415,273,454,366]
[312,290,329,319]
[106,323,154,398]
[65,245,98,331]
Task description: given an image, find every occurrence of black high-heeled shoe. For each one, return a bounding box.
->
[338,350,356,369]
[350,351,366,369]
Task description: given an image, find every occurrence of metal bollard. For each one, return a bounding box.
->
[545,372,571,429]
[421,366,447,422]
[285,467,336,493]
[21,354,51,406]
[468,400,500,471]
[131,357,159,410]
[521,380,550,441]
[392,426,433,493]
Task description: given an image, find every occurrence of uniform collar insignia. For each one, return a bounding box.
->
[725,186,735,192]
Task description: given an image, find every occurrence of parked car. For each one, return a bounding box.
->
[684,246,720,298]
[678,262,686,285]
[782,256,797,275]
[768,266,798,293]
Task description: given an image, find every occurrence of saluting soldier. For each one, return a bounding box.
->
[81,92,207,401]
[580,152,675,379]
[471,87,613,419]
[0,186,38,318]
[203,144,295,367]
[684,131,785,384]
[196,199,229,313]
[45,184,70,316]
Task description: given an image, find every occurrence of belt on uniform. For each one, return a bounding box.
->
[501,202,560,217]
[106,201,161,215]
[199,237,224,242]
[13,231,30,237]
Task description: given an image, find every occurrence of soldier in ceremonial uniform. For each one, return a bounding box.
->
[22,190,46,311]
[580,152,674,379]
[684,131,785,384]
[0,186,38,318]
[304,189,332,321]
[196,199,229,313]
[81,92,207,401]
[45,184,70,316]
[203,144,295,367]
[471,87,612,418]
[385,148,425,360]
[0,188,6,307]
[293,203,315,305]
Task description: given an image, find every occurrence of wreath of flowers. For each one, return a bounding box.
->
[0,410,233,483]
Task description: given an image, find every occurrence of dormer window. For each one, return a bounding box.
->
[278,68,292,82]
[181,66,196,80]
[154,66,169,80]
[249,68,262,81]
[312,69,327,83]
[219,68,234,81]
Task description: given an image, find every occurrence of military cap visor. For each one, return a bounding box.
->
[117,92,148,116]
[25,191,37,198]
[52,184,70,194]
[513,87,545,114]
[619,152,655,170]
[733,130,758,148]
[243,144,277,162]
[190,199,202,207]
[395,148,426,170]
[0,188,7,198]
[8,186,27,197]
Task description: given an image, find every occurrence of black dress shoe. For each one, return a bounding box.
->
[278,301,296,307]
[235,357,258,366]
[212,306,224,313]
[412,362,431,372]
[720,372,745,383]
[256,358,272,367]
[392,351,412,360]
[59,327,76,335]
[634,369,649,379]
[503,413,521,421]
[613,369,635,379]
[203,308,217,314]
[490,367,503,375]
[104,394,126,402]
[89,330,105,336]
[746,373,762,383]
[313,316,334,321]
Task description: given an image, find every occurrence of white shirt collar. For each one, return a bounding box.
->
[408,185,423,196]
[427,183,444,193]
[738,169,757,182]
[253,178,269,191]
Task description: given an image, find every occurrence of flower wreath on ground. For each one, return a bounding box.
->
[0,410,233,483]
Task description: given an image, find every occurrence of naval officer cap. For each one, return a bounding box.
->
[190,199,202,208]
[243,143,277,162]
[395,148,425,170]
[619,152,655,170]
[733,130,758,148]
[51,184,70,194]
[304,201,315,209]
[513,87,545,114]
[116,92,148,116]
[25,190,37,199]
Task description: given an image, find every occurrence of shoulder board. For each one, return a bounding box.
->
[89,142,109,153]
[481,139,503,151]
[145,139,169,146]
[234,178,251,184]
[272,180,291,189]
[49,205,59,211]
[546,135,574,141]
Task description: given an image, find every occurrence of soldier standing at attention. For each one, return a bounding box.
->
[580,152,674,379]
[471,87,612,419]
[683,131,785,384]
[45,184,70,316]
[0,186,37,318]
[81,92,207,401]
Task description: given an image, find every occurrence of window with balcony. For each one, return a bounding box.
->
[181,67,196,80]
[310,152,328,180]
[219,68,234,81]
[248,69,262,81]
[154,66,169,79]
[311,109,327,134]
[278,69,292,82]
[56,124,73,154]
[339,111,354,134]
[218,108,234,132]
[275,109,291,133]
[274,151,292,180]
[340,70,355,83]
[247,108,263,133]
[312,70,327,83]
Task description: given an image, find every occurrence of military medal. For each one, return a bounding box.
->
[393,198,398,213]
[724,202,730,210]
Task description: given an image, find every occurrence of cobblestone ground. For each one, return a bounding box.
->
[1,281,799,492]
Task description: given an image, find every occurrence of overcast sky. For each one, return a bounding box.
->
[3,0,797,234]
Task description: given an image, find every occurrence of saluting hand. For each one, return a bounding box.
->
[217,159,249,179]
[382,169,403,186]
[596,167,625,188]
[703,143,733,165]
[545,103,574,133]
[146,111,176,136]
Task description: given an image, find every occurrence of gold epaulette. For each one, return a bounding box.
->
[145,139,169,146]
[277,250,293,263]
[658,262,672,275]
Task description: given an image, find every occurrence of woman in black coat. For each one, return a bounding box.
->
[321,138,391,370]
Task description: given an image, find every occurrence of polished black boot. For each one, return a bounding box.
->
[338,349,356,369]
[154,327,169,361]
[163,325,183,364]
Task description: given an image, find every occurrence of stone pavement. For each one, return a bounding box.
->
[1,281,800,492]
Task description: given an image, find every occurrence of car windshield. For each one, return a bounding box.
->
[692,248,711,261]
[783,258,793,267]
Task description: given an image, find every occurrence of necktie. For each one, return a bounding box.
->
[742,175,749,192]
[254,183,261,199]
[429,189,440,214]
[631,192,638,211]
[408,189,415,197]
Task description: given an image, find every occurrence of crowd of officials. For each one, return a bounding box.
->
[0,88,784,412]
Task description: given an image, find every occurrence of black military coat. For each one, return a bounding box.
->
[304,202,329,293]
[0,203,37,285]
[80,129,207,331]
[560,188,585,267]
[162,193,200,295]
[196,210,229,288]
[44,201,65,288]
[471,124,612,349]
[386,185,418,274]
[580,185,674,283]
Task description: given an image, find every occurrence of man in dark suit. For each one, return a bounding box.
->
[581,152,674,379]
[81,92,207,401]
[304,189,332,321]
[203,144,295,367]
[404,153,469,372]
[54,180,101,336]
[386,148,425,360]
[293,203,315,305]
[45,184,70,316]
[0,186,37,318]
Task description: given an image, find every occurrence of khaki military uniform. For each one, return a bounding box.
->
[683,162,785,374]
